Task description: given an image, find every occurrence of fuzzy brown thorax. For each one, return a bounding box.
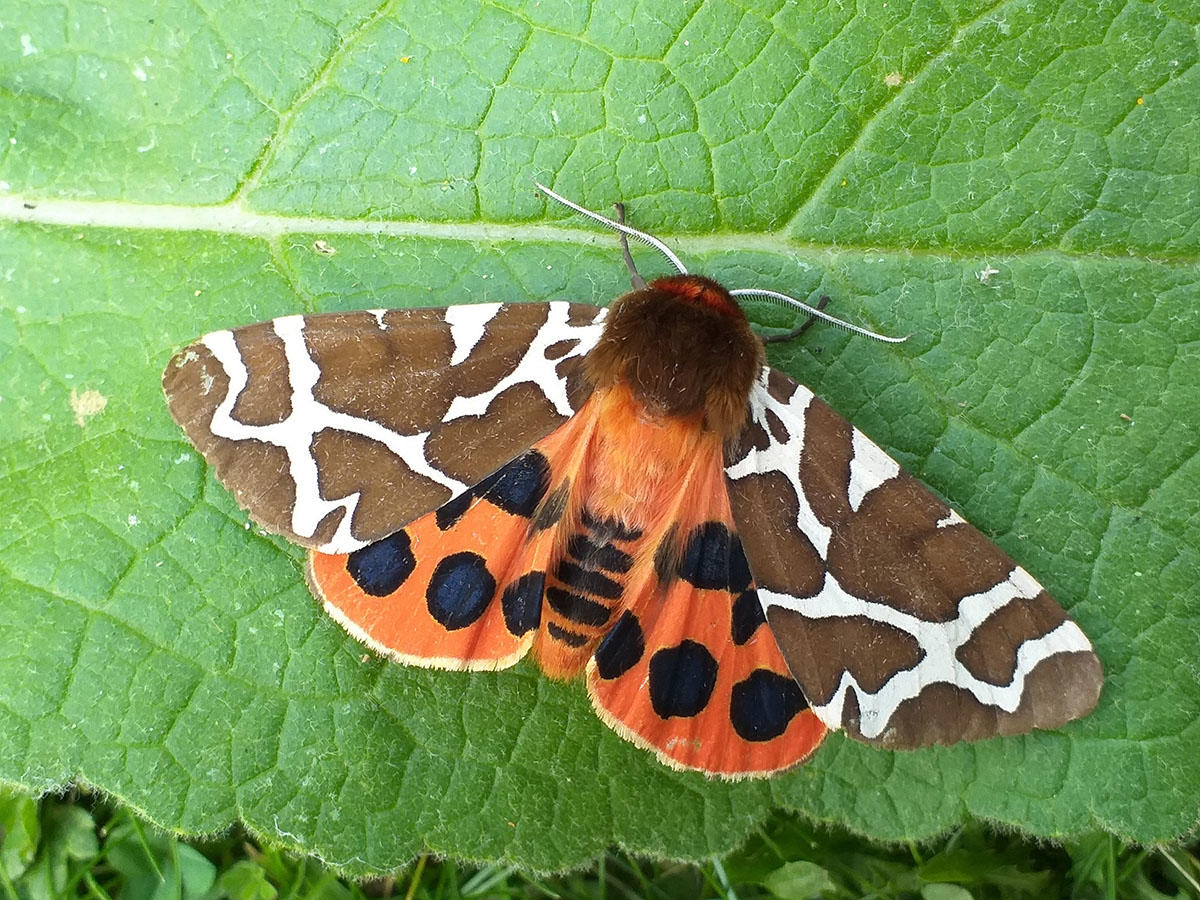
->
[583,275,764,439]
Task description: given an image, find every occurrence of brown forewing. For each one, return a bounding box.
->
[163,303,604,552]
[724,367,1103,749]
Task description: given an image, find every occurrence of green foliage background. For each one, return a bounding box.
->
[0,0,1197,874]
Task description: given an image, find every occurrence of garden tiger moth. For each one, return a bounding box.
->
[162,186,1102,777]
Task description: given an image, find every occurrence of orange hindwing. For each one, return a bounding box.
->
[308,383,826,775]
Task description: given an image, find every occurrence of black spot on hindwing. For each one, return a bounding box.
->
[652,524,680,585]
[426,552,495,630]
[435,487,475,531]
[731,590,767,645]
[533,481,569,531]
[346,530,416,596]
[729,669,808,742]
[436,450,550,529]
[501,571,544,636]
[648,640,719,719]
[483,450,551,515]
[678,522,752,591]
[593,611,645,679]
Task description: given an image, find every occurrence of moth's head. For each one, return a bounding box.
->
[584,274,764,439]
[647,274,745,320]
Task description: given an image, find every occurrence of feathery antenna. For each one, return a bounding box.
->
[534,181,906,344]
[535,182,688,276]
[730,289,908,343]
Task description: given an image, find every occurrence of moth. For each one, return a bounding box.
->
[163,185,1102,778]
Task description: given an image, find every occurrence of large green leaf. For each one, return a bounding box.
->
[1,0,1197,874]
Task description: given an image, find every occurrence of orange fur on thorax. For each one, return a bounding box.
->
[584,384,719,531]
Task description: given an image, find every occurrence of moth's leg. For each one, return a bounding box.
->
[762,295,832,344]
[613,203,648,291]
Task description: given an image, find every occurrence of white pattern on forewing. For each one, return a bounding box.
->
[847,428,900,511]
[202,315,468,554]
[446,303,501,366]
[444,302,607,422]
[937,509,966,529]
[724,369,833,558]
[759,565,1094,738]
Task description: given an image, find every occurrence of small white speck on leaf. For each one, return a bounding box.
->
[128,514,140,527]
[133,65,147,81]
[978,265,1001,284]
[70,388,107,427]
[637,113,647,124]
[884,72,904,87]
[313,239,336,255]
[20,34,37,56]
[409,165,417,175]
[551,109,559,124]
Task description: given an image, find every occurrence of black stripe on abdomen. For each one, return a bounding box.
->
[547,586,611,627]
[547,620,590,648]
[543,507,640,653]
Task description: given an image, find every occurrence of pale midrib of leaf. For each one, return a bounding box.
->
[2,196,1196,265]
